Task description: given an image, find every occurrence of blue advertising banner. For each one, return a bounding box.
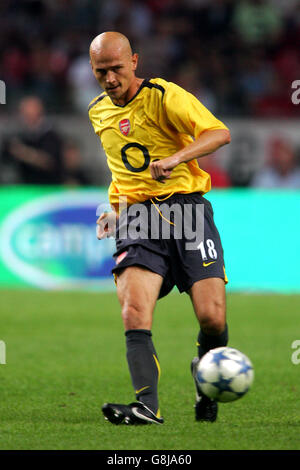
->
[0,187,115,290]
[207,189,300,293]
[0,187,299,292]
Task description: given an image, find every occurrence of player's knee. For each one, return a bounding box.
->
[201,316,225,335]
[121,302,147,330]
[198,301,226,335]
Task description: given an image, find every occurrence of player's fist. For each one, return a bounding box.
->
[150,158,173,183]
[96,211,117,239]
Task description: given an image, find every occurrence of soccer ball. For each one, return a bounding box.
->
[195,347,254,403]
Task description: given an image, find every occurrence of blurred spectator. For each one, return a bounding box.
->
[62,140,90,186]
[251,137,300,189]
[198,154,231,188]
[251,73,298,117]
[136,16,179,79]
[237,48,273,114]
[1,96,63,184]
[226,132,260,187]
[232,0,283,46]
[0,0,299,118]
[113,0,153,41]
[193,0,235,43]
[67,55,100,112]
[173,62,217,112]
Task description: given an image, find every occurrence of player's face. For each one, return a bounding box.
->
[91,48,138,105]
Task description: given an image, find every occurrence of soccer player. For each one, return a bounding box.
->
[88,32,231,425]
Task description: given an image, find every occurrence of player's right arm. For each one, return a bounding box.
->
[150,80,230,182]
[150,128,230,182]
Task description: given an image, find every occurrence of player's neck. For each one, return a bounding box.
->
[114,77,144,106]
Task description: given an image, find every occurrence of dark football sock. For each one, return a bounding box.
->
[125,329,161,416]
[197,324,229,359]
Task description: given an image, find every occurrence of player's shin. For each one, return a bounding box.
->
[125,329,161,417]
[197,323,229,359]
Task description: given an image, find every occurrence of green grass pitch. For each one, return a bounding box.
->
[0,289,299,450]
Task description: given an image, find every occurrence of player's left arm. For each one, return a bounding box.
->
[150,128,230,182]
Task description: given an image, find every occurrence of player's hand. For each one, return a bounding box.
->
[9,138,28,159]
[96,211,117,239]
[149,158,174,183]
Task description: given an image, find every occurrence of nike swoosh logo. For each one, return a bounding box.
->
[135,386,150,395]
[131,407,155,424]
[203,261,216,267]
[131,406,162,424]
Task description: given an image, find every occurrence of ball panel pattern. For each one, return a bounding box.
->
[196,347,254,403]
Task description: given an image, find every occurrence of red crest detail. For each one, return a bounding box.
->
[116,251,128,265]
[119,119,131,136]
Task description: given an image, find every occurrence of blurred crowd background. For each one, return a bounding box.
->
[1,0,300,188]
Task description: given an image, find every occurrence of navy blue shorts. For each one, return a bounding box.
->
[112,193,227,299]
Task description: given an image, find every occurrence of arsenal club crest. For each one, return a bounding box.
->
[119,119,131,136]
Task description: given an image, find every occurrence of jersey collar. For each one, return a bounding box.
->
[109,79,147,108]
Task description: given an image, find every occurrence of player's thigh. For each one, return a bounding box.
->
[116,266,164,330]
[189,277,226,334]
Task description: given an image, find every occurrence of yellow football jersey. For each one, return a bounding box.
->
[88,78,228,209]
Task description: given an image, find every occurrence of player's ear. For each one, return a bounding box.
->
[132,53,139,71]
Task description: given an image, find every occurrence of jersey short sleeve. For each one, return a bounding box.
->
[88,93,107,134]
[163,81,228,139]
